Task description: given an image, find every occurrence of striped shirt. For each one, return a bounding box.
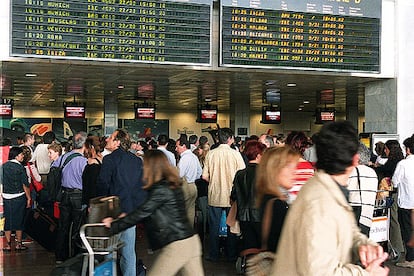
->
[288,160,315,203]
[348,165,378,228]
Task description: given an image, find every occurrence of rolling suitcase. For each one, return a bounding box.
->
[24,208,58,251]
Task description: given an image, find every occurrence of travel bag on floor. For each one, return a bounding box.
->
[24,208,58,251]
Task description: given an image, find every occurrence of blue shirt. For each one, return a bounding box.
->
[61,151,87,189]
[97,148,147,213]
[177,149,202,183]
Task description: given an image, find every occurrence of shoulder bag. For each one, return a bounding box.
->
[27,162,44,192]
[245,198,277,276]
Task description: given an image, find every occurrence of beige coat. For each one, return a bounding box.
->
[272,171,377,275]
[202,144,245,207]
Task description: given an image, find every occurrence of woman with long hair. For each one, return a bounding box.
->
[255,146,300,252]
[375,139,404,180]
[82,136,105,205]
[1,147,31,251]
[103,149,204,276]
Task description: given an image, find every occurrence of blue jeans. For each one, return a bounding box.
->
[208,206,237,261]
[120,225,136,276]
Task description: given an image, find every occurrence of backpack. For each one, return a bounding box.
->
[47,153,82,201]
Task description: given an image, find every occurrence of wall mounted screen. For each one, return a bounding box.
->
[221,0,381,72]
[11,0,212,65]
[0,104,13,118]
[64,105,85,119]
[261,106,281,124]
[136,107,156,119]
[197,106,217,123]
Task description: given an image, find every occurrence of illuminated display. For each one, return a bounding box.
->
[221,0,381,72]
[316,108,335,124]
[64,106,85,119]
[11,0,212,65]
[197,105,217,123]
[136,107,155,119]
[0,104,13,118]
[261,106,281,124]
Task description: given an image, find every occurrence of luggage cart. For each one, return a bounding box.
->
[370,193,400,263]
[80,223,123,276]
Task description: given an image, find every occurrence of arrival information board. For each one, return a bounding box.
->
[221,0,381,72]
[11,0,212,65]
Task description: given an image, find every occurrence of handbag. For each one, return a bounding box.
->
[245,198,277,276]
[226,202,241,235]
[27,163,44,192]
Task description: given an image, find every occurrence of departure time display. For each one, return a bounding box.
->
[11,0,212,65]
[221,0,381,72]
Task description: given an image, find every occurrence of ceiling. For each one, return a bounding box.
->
[1,59,385,116]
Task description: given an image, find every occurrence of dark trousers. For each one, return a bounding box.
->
[398,208,414,261]
[208,206,238,261]
[55,189,83,261]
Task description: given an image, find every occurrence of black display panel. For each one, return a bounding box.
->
[136,107,156,119]
[64,105,86,119]
[11,0,212,65]
[0,104,13,118]
[221,0,381,72]
[261,106,281,124]
[315,108,335,124]
[197,105,217,123]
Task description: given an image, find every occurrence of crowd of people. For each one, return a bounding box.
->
[1,122,414,275]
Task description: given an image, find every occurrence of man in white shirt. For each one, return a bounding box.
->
[393,136,414,268]
[157,134,176,166]
[32,131,55,184]
[176,135,202,227]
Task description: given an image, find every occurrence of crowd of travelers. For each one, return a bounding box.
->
[1,121,414,275]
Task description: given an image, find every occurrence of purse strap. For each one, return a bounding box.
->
[356,167,362,205]
[261,197,277,250]
[27,162,36,183]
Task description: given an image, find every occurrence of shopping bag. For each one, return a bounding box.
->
[218,209,227,237]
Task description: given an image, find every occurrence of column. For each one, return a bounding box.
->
[345,88,359,131]
[104,92,118,136]
[364,79,397,134]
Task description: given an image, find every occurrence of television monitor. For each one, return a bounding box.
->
[261,106,281,124]
[315,108,335,124]
[64,105,85,119]
[0,103,13,118]
[197,105,217,123]
[136,107,156,119]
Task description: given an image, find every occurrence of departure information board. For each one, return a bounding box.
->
[11,0,212,65]
[221,0,381,72]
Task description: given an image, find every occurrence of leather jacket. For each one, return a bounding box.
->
[110,179,194,250]
[230,163,261,222]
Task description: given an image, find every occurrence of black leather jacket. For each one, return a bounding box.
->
[230,163,261,222]
[110,179,194,250]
